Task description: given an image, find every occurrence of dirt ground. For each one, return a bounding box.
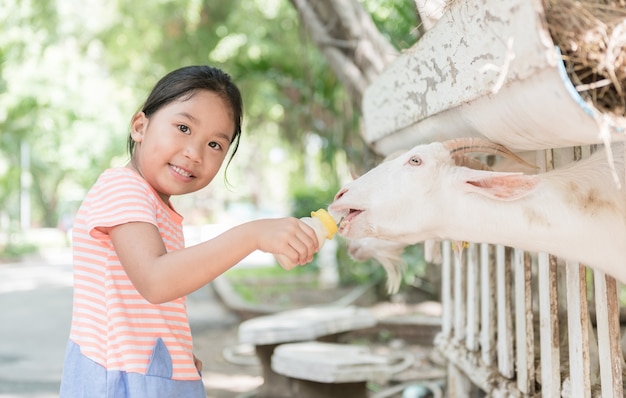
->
[195,322,264,398]
[189,283,446,398]
[185,283,261,398]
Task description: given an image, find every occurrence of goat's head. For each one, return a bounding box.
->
[329,138,538,243]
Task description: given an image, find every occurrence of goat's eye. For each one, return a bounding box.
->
[409,156,422,166]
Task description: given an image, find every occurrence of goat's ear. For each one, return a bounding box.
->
[458,169,539,201]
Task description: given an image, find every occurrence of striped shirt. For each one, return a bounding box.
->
[69,167,199,380]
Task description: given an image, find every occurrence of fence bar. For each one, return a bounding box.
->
[466,243,479,351]
[496,245,514,378]
[565,261,591,397]
[538,252,561,396]
[514,249,535,394]
[453,244,466,342]
[441,240,452,336]
[593,271,624,398]
[480,243,496,366]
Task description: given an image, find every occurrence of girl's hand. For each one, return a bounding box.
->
[254,218,319,269]
[194,354,203,372]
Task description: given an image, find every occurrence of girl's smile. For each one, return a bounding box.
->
[169,164,194,179]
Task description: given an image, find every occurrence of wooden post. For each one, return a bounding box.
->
[454,244,466,342]
[538,252,561,396]
[442,240,453,336]
[593,272,624,398]
[480,243,496,366]
[496,246,514,378]
[466,243,479,352]
[514,249,535,394]
[565,261,591,397]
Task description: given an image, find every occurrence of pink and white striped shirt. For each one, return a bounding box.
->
[69,167,199,380]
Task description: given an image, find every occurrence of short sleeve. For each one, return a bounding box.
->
[84,169,159,241]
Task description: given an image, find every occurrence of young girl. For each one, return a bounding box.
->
[59,65,320,397]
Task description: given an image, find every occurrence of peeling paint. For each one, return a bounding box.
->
[361,0,626,154]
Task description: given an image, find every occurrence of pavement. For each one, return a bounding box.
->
[0,247,262,398]
[0,252,72,398]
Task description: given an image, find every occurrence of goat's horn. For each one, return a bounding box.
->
[456,155,492,171]
[442,137,537,170]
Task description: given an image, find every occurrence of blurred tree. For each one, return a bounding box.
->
[0,0,124,229]
[0,0,420,232]
[287,0,422,175]
[0,0,428,294]
[288,0,399,111]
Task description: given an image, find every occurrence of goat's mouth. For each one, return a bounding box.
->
[338,209,363,233]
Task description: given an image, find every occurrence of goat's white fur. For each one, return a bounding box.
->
[331,141,626,284]
[346,237,443,293]
[345,149,536,292]
[347,237,407,293]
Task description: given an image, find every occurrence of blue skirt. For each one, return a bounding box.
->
[59,339,206,398]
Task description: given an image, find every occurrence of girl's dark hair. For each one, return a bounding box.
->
[128,65,243,169]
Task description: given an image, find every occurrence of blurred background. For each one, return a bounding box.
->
[0,2,444,396]
[0,0,434,287]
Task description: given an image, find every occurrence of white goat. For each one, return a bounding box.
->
[345,144,536,292]
[345,150,413,293]
[330,138,626,284]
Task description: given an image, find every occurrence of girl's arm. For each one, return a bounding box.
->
[107,218,319,304]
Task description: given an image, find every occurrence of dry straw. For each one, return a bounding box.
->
[542,0,626,115]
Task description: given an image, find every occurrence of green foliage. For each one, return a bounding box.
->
[0,0,418,238]
[335,239,388,286]
[365,0,422,50]
[225,263,319,304]
[335,239,435,298]
[227,264,315,279]
[0,242,38,261]
[288,185,339,219]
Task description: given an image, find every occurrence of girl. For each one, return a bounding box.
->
[59,65,320,397]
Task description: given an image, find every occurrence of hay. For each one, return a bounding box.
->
[543,0,626,116]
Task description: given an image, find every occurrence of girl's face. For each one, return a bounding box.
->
[129,90,235,204]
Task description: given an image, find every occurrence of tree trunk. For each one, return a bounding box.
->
[288,0,449,112]
[288,0,398,111]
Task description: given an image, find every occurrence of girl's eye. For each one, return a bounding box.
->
[208,141,222,150]
[178,125,190,135]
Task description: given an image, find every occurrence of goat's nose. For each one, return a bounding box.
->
[334,188,347,201]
